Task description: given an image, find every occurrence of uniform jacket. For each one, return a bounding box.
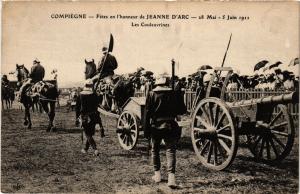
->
[97,53,118,78]
[75,92,100,118]
[30,64,45,82]
[143,86,186,138]
[2,78,9,86]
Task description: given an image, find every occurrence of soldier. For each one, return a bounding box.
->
[91,45,118,83]
[75,79,105,156]
[143,74,186,188]
[2,75,9,86]
[18,59,45,102]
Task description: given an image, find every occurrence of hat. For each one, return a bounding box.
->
[33,58,40,64]
[80,79,94,95]
[267,74,275,82]
[102,46,108,52]
[155,74,170,86]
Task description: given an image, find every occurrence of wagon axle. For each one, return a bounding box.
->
[116,127,132,135]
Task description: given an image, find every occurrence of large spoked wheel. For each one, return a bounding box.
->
[117,111,139,150]
[248,104,295,163]
[191,98,238,171]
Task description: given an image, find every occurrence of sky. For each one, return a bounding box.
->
[2,2,299,87]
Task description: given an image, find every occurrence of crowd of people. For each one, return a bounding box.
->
[132,60,299,95]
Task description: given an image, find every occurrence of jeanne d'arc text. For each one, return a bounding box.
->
[145,14,189,19]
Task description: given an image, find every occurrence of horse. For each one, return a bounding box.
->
[15,64,59,131]
[111,76,136,113]
[93,72,140,114]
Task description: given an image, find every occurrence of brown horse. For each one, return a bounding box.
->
[15,64,59,131]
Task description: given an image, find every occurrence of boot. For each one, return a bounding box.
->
[94,149,99,156]
[81,148,87,154]
[151,171,161,183]
[167,173,176,188]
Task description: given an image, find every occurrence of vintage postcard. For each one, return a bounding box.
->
[1,1,299,193]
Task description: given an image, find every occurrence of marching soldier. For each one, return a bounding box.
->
[75,79,105,156]
[143,74,186,188]
[18,59,45,102]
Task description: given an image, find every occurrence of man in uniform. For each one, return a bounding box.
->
[2,75,10,86]
[75,79,105,156]
[91,45,118,84]
[19,59,45,102]
[143,74,186,188]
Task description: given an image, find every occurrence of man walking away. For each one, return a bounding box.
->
[144,74,186,188]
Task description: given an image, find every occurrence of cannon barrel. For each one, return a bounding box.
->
[228,91,299,107]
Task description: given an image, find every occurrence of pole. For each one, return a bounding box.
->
[221,33,232,67]
[171,59,175,90]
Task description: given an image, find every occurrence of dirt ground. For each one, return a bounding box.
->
[1,106,299,193]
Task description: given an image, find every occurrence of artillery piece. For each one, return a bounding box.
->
[191,67,298,170]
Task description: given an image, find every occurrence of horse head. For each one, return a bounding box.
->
[84,59,97,79]
[16,64,29,82]
[84,59,95,66]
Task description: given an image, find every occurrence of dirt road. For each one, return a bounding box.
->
[1,107,298,193]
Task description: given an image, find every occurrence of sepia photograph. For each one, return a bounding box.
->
[1,1,299,193]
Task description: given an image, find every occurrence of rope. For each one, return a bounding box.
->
[39,95,58,102]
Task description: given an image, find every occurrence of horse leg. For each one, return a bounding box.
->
[39,103,43,113]
[111,98,116,112]
[32,102,35,112]
[5,99,9,109]
[27,106,32,129]
[48,102,56,132]
[41,102,51,131]
[23,104,32,129]
[24,107,28,125]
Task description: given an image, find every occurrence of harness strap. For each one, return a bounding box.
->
[39,94,58,102]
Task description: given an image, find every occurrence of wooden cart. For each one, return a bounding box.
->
[190,67,298,170]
